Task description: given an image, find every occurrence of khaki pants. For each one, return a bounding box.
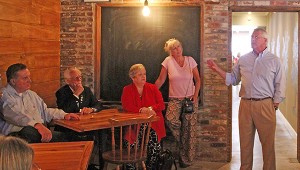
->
[165,98,197,165]
[239,98,276,170]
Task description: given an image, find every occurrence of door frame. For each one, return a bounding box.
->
[229,6,300,162]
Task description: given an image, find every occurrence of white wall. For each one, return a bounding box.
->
[232,12,268,26]
[268,12,298,131]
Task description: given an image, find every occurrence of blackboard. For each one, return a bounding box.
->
[100,6,201,102]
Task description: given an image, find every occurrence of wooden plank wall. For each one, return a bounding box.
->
[0,0,61,107]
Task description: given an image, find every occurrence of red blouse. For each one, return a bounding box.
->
[121,82,166,143]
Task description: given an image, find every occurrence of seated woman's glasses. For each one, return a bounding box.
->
[32,163,41,170]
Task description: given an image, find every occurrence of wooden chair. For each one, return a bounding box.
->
[102,114,154,170]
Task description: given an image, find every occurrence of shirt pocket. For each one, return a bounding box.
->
[255,62,276,81]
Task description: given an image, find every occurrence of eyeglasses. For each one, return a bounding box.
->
[32,163,42,170]
[170,45,181,51]
[251,36,265,39]
[71,76,82,81]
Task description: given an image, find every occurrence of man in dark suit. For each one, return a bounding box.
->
[56,67,103,114]
[55,67,106,170]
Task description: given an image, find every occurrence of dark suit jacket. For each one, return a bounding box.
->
[56,85,103,113]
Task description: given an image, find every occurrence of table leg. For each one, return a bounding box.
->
[97,129,108,170]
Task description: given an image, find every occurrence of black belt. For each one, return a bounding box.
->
[242,97,272,101]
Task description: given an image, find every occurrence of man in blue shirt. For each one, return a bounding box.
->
[0,63,80,143]
[207,28,285,170]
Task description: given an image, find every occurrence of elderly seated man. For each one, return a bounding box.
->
[56,67,104,114]
[54,67,105,137]
[55,67,108,169]
[0,63,80,143]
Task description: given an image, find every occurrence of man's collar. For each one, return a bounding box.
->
[6,84,25,97]
[253,47,268,57]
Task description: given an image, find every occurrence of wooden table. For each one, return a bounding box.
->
[53,108,159,132]
[53,108,159,169]
[30,141,93,170]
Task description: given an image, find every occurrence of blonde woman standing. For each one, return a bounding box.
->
[155,38,201,168]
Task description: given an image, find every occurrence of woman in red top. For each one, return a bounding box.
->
[121,64,166,170]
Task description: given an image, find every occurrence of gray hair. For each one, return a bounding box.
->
[63,67,81,79]
[164,38,182,54]
[254,27,268,39]
[129,64,145,78]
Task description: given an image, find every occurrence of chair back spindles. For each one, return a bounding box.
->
[111,127,115,160]
[140,123,146,158]
[144,122,151,157]
[103,114,155,170]
[128,124,131,160]
[120,126,123,161]
[134,123,139,160]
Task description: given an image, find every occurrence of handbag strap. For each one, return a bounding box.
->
[184,57,193,98]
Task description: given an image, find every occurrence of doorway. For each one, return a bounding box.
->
[231,10,299,161]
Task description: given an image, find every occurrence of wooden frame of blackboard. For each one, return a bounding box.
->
[95,2,204,105]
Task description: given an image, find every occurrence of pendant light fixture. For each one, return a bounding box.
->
[142,0,150,16]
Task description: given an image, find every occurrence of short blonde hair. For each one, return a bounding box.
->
[129,64,145,78]
[164,38,182,54]
[0,136,34,170]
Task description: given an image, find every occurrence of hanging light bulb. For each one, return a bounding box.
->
[142,0,150,17]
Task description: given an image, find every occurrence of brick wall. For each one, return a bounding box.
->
[60,0,300,162]
[61,0,94,89]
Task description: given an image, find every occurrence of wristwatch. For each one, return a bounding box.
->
[91,108,97,112]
